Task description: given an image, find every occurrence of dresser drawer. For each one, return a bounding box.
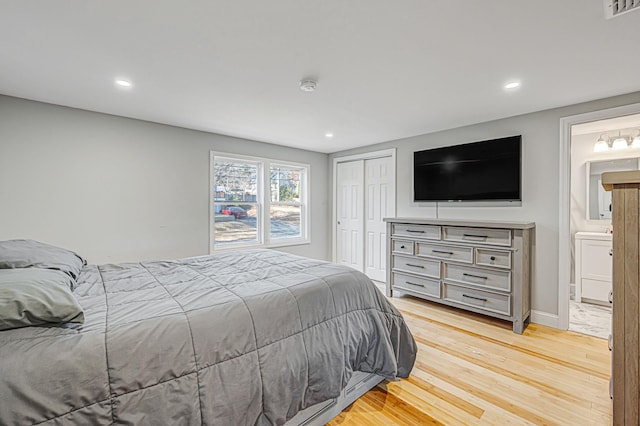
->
[392,223,440,240]
[476,248,511,269]
[442,226,512,247]
[443,263,511,292]
[393,255,440,279]
[416,242,473,264]
[443,283,511,316]
[392,239,414,255]
[393,273,441,298]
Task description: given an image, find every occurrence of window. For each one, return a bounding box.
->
[210,152,309,251]
[211,157,261,246]
[270,164,304,240]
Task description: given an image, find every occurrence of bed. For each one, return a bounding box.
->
[0,242,416,425]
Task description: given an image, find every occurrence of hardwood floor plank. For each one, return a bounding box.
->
[327,296,612,425]
[404,375,484,418]
[399,303,609,378]
[410,325,608,407]
[364,387,445,425]
[405,364,542,426]
[331,388,442,425]
[382,379,482,425]
[412,350,558,425]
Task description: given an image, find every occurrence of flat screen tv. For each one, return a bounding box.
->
[413,135,521,202]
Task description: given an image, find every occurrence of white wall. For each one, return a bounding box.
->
[330,91,640,321]
[0,95,330,264]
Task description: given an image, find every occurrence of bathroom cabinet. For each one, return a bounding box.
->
[574,232,612,304]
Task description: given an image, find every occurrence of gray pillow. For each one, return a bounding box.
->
[0,240,86,286]
[0,268,85,331]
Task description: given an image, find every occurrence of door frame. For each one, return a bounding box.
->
[558,102,640,330]
[332,148,397,265]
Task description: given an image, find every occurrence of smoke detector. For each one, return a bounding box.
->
[299,79,317,92]
[604,0,640,19]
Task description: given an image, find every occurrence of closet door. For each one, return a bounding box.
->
[336,160,364,271]
[335,154,396,281]
[364,157,395,281]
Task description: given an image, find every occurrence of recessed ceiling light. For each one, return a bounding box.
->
[325,132,334,139]
[504,81,521,90]
[115,79,132,88]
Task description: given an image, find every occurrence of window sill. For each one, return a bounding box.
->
[211,238,311,253]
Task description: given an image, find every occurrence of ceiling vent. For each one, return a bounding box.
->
[604,0,640,18]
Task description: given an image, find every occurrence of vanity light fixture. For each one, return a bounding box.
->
[611,132,629,150]
[632,130,640,149]
[593,130,640,152]
[593,135,610,152]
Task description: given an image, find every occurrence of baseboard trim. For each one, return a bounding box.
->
[531,310,559,329]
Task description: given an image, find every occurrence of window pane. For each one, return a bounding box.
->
[214,204,259,245]
[214,159,258,202]
[270,204,301,239]
[270,166,301,203]
[213,157,260,247]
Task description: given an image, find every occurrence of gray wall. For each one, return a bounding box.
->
[0,95,330,264]
[330,91,640,320]
[5,91,640,321]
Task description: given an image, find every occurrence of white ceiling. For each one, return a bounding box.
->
[1,1,639,154]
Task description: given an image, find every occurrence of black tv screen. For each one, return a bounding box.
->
[413,135,521,202]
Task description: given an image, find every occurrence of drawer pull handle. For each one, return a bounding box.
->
[406,281,425,288]
[463,233,488,239]
[400,245,405,249]
[462,294,487,302]
[490,256,496,261]
[406,263,425,269]
[608,290,613,304]
[406,229,425,233]
[609,249,613,256]
[432,250,454,255]
[463,273,488,280]
[608,335,613,351]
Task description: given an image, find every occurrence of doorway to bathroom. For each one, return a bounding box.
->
[561,110,640,338]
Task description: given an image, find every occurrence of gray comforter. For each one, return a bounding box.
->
[0,249,416,425]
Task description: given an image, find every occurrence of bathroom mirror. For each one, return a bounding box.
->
[586,157,640,220]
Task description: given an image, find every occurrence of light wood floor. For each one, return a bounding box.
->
[327,295,612,426]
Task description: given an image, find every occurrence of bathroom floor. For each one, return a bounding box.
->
[569,300,611,339]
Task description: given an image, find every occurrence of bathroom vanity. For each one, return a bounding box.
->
[574,231,612,304]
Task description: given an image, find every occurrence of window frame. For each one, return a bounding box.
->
[210,151,310,252]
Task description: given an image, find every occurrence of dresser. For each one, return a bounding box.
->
[384,218,534,334]
[574,231,613,304]
[602,170,640,425]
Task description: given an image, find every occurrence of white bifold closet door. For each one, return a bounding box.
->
[336,160,364,272]
[336,155,395,282]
